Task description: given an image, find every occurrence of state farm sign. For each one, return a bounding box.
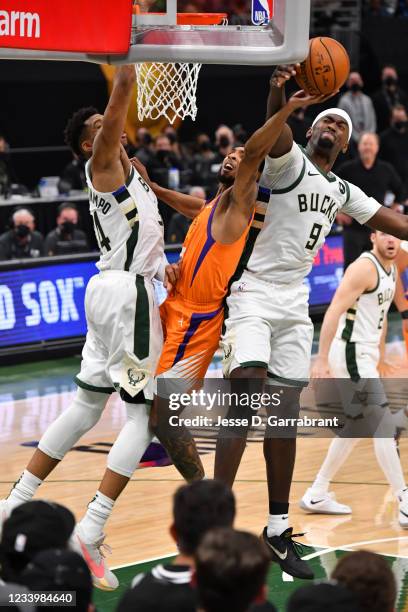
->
[0,0,132,53]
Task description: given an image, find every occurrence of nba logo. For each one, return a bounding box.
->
[251,0,273,25]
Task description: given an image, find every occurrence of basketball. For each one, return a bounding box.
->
[295,37,350,95]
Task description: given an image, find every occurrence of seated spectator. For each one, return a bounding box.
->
[232,123,248,147]
[0,500,75,584]
[372,65,408,132]
[44,203,89,256]
[194,528,274,612]
[21,549,94,612]
[380,104,408,198]
[332,550,396,612]
[0,208,44,261]
[191,134,219,195]
[59,155,86,194]
[337,131,404,268]
[117,480,236,612]
[134,128,155,166]
[214,124,235,157]
[338,72,377,149]
[287,582,361,612]
[148,134,186,187]
[166,186,205,244]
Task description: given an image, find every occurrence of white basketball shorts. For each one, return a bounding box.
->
[221,271,313,386]
[75,270,163,401]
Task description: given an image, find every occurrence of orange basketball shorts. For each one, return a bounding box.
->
[156,296,223,379]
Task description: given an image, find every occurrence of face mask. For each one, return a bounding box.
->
[15,224,30,238]
[142,133,152,146]
[200,141,211,152]
[384,76,397,87]
[219,135,231,148]
[350,83,361,93]
[166,133,177,145]
[394,121,408,131]
[60,221,76,235]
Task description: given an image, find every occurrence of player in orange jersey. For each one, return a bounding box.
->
[132,88,334,482]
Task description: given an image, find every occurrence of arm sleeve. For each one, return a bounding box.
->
[261,143,304,190]
[341,182,382,224]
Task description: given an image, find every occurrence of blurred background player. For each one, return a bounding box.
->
[303,231,408,526]
[215,63,408,581]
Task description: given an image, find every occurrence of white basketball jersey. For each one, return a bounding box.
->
[336,252,396,345]
[85,161,164,278]
[234,143,381,285]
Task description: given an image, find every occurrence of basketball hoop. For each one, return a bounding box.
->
[133,11,228,124]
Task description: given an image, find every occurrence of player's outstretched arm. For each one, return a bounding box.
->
[215,90,333,244]
[92,65,135,170]
[130,157,205,219]
[368,207,408,240]
[312,259,376,378]
[265,64,298,158]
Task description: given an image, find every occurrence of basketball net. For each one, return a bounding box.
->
[135,62,202,124]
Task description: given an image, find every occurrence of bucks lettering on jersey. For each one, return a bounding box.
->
[234,143,381,285]
[337,252,396,345]
[85,162,164,277]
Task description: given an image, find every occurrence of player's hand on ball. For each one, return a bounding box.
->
[271,64,299,88]
[287,89,339,110]
[311,356,331,378]
[164,263,181,294]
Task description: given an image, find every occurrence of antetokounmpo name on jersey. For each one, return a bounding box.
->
[298,193,339,224]
[89,189,112,215]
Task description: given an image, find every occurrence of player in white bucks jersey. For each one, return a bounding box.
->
[0,66,179,591]
[215,64,408,580]
[301,231,408,528]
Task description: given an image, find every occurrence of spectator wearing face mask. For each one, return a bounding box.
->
[372,65,408,132]
[44,203,89,256]
[191,133,218,193]
[338,71,377,148]
[286,107,312,147]
[134,127,155,166]
[0,208,44,261]
[380,104,408,198]
[214,124,235,157]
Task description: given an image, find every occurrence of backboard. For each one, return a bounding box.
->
[0,0,311,66]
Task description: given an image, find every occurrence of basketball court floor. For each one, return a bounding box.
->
[2,313,408,611]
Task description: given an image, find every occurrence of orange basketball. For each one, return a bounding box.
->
[295,37,350,96]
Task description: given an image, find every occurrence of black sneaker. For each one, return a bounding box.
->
[262,526,314,580]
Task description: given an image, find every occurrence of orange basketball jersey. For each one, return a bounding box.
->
[176,191,251,308]
[156,192,252,377]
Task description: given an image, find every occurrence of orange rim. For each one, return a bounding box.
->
[132,9,227,25]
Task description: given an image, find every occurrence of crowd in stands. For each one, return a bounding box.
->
[0,480,399,611]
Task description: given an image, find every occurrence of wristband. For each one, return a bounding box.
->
[401,310,408,320]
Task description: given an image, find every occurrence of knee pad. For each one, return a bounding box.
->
[38,387,108,460]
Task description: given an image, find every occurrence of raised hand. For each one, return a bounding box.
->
[287,89,340,111]
[270,64,300,88]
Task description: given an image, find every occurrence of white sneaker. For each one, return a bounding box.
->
[0,499,12,538]
[72,524,119,591]
[398,489,408,529]
[300,488,352,515]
